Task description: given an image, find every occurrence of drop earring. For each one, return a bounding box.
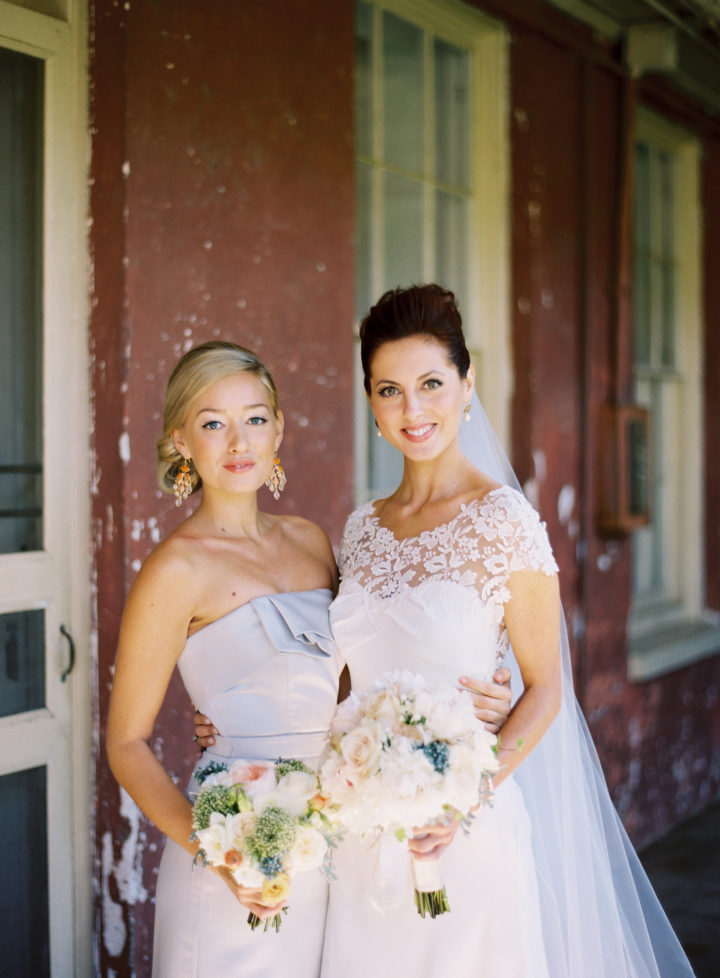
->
[266,455,287,500]
[375,420,383,438]
[463,402,472,423]
[173,458,193,506]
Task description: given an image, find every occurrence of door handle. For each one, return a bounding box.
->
[60,624,75,682]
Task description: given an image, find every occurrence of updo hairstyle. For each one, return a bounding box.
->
[359,284,471,394]
[157,340,279,497]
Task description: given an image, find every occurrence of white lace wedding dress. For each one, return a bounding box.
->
[321,486,558,978]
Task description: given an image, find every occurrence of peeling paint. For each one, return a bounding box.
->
[117,788,149,904]
[119,431,131,463]
[101,832,126,957]
[557,484,575,524]
[148,516,161,543]
[532,449,547,484]
[513,107,529,131]
[597,553,612,572]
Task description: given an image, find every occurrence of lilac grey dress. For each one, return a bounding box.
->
[151,588,341,978]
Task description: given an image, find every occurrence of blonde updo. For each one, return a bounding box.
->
[157,341,280,498]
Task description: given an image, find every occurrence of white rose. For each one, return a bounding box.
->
[426,694,476,741]
[340,725,382,779]
[362,687,400,724]
[273,770,319,815]
[288,825,328,872]
[195,811,234,865]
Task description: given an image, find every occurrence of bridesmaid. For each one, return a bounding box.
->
[107,342,340,977]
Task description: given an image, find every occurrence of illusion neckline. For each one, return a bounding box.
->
[186,587,334,640]
[366,485,511,545]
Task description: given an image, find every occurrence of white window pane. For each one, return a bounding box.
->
[434,39,469,189]
[383,172,423,288]
[661,261,675,367]
[0,49,44,554]
[0,766,50,976]
[633,255,651,366]
[0,609,45,717]
[383,12,423,174]
[436,189,468,298]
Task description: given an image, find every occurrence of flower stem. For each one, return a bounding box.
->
[414,887,451,918]
[246,906,288,932]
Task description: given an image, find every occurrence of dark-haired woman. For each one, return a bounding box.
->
[319,285,693,978]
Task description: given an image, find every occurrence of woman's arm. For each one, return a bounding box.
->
[107,545,204,852]
[107,546,281,917]
[489,568,562,786]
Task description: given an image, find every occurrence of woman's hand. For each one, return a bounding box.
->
[193,710,218,750]
[407,816,461,861]
[214,867,287,918]
[459,667,512,733]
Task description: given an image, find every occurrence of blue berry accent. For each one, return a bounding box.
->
[420,740,450,775]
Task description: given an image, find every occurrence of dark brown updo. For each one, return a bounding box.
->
[359,284,471,393]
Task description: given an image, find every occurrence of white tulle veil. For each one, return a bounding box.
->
[460,390,694,978]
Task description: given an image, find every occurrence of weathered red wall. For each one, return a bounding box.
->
[508,23,720,849]
[90,1,355,974]
[89,1,720,974]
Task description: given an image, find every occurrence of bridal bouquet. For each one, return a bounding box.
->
[319,670,499,918]
[191,757,339,932]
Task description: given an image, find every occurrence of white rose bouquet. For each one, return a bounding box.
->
[191,757,340,932]
[319,670,499,918]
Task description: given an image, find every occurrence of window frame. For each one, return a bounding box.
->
[628,108,720,680]
[353,0,510,503]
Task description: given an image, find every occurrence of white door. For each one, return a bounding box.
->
[0,5,89,976]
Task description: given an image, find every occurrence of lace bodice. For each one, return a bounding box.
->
[336,486,558,668]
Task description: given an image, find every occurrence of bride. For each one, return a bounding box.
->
[319,285,695,977]
[191,287,694,977]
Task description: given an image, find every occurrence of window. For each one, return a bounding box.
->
[628,110,720,680]
[0,48,43,553]
[353,0,509,501]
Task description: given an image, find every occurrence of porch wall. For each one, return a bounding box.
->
[89,1,720,975]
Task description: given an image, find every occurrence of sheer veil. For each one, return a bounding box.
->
[460,390,694,978]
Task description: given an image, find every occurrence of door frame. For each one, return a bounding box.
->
[0,1,90,973]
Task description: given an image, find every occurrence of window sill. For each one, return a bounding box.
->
[628,618,720,682]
